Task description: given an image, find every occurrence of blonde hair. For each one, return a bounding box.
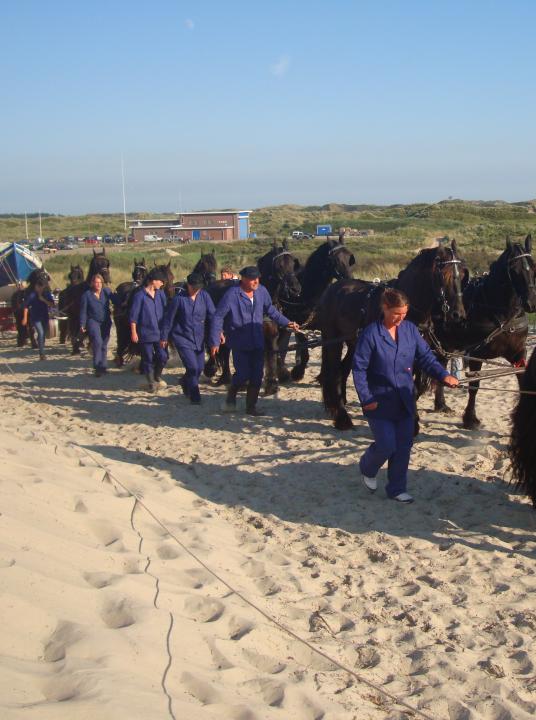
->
[91,273,105,287]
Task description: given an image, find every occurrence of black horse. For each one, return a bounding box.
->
[424,235,536,429]
[114,262,175,367]
[315,239,467,430]
[509,345,536,507]
[11,268,51,348]
[257,241,302,395]
[272,238,356,386]
[58,264,84,344]
[62,249,112,354]
[113,259,148,367]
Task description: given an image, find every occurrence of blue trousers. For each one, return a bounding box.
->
[359,414,414,497]
[33,320,46,355]
[140,342,168,375]
[231,348,264,387]
[87,318,111,370]
[178,346,205,401]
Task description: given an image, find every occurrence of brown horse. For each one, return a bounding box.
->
[314,239,467,430]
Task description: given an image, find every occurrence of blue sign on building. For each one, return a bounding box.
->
[316,224,332,236]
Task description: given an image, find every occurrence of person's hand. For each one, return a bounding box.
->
[80,326,86,334]
[131,331,139,344]
[160,340,168,349]
[287,321,300,331]
[443,375,459,387]
[210,345,219,358]
[21,318,27,327]
[219,332,225,345]
[363,402,378,411]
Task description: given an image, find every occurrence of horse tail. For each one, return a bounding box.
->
[508,348,536,506]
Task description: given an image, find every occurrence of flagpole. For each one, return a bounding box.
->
[121,154,127,236]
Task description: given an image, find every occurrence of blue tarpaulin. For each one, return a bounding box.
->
[0,243,43,287]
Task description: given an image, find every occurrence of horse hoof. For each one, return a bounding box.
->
[334,413,354,431]
[264,384,278,397]
[290,367,305,381]
[277,369,291,383]
[463,417,481,430]
[434,404,454,415]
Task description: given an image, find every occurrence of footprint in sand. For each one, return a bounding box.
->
[42,674,96,702]
[241,558,266,578]
[255,577,281,596]
[242,648,286,675]
[83,571,120,589]
[87,519,123,549]
[508,650,534,675]
[226,615,254,641]
[73,497,88,513]
[180,671,221,704]
[156,543,181,560]
[100,597,135,629]
[241,678,285,707]
[182,595,224,623]
[42,621,83,662]
[0,558,15,568]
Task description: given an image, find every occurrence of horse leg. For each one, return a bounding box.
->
[462,359,482,429]
[216,346,232,386]
[58,319,68,344]
[321,338,353,430]
[434,358,453,413]
[277,328,292,383]
[340,341,355,406]
[291,330,310,382]
[263,323,280,397]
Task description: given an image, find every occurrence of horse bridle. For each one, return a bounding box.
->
[434,251,464,320]
[506,248,536,303]
[328,244,351,280]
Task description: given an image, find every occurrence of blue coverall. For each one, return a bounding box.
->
[129,287,168,375]
[161,288,216,402]
[80,287,117,371]
[352,320,449,497]
[209,284,290,387]
[24,290,55,355]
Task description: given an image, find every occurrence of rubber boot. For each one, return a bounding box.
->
[154,365,167,389]
[144,371,155,393]
[223,384,238,412]
[190,385,201,405]
[246,384,265,416]
[179,375,189,396]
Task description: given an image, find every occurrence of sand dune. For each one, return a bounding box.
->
[1,334,535,719]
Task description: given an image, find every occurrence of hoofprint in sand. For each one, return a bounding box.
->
[1,333,535,720]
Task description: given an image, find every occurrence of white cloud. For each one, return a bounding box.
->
[270,55,290,77]
[185,18,194,31]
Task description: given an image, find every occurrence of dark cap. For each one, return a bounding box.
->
[186,272,204,288]
[147,268,167,282]
[239,265,260,279]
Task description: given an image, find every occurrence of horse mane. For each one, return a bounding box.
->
[303,240,334,274]
[396,247,439,282]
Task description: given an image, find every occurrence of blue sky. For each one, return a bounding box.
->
[1,0,535,213]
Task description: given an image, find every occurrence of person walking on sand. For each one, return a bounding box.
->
[160,272,216,405]
[21,279,55,360]
[80,273,118,377]
[129,268,168,393]
[209,265,299,416]
[353,288,459,504]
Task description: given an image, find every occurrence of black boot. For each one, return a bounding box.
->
[246,384,265,416]
[154,365,167,389]
[224,384,238,412]
[144,372,155,393]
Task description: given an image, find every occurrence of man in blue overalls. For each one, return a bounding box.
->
[129,268,168,392]
[210,266,299,415]
[160,272,216,404]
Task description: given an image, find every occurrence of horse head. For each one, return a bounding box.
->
[28,268,51,290]
[504,235,536,313]
[68,264,84,285]
[325,239,355,280]
[154,261,175,299]
[132,257,147,285]
[192,251,217,285]
[88,249,111,284]
[266,244,302,301]
[433,238,468,324]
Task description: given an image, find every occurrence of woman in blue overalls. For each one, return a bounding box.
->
[160,272,216,404]
[129,268,168,392]
[352,288,459,503]
[80,274,118,376]
[22,279,55,360]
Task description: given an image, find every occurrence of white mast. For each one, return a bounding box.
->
[39,211,42,240]
[121,154,127,235]
[25,213,29,240]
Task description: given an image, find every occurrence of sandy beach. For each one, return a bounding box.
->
[1,333,535,720]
